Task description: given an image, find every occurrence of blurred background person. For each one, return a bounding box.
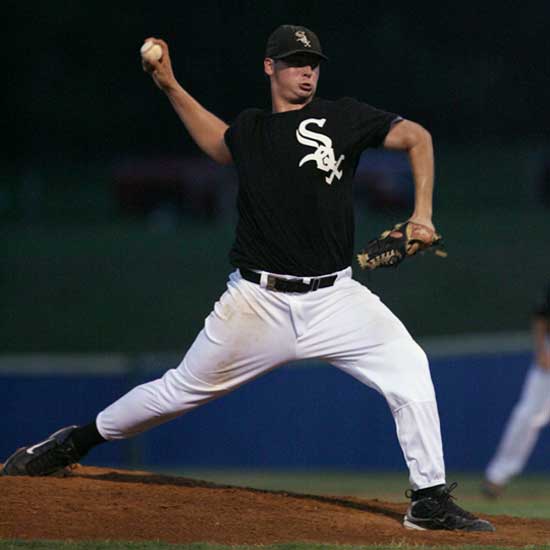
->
[483,281,550,497]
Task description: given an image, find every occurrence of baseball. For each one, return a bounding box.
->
[140,41,163,63]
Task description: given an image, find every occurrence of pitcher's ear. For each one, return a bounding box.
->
[264,57,275,76]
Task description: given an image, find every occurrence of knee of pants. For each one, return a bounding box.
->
[521,405,550,428]
[376,339,436,409]
[511,400,550,428]
[532,411,550,428]
[152,366,230,415]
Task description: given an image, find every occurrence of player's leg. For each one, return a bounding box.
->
[97,274,296,439]
[484,364,550,492]
[296,275,444,489]
[2,271,296,475]
[296,275,493,531]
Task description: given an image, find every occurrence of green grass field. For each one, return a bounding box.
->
[3,471,549,550]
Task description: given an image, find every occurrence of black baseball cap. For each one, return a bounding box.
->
[265,25,328,61]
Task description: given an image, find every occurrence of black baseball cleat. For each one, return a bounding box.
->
[403,482,495,532]
[2,426,82,476]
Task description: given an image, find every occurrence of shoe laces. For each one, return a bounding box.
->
[429,482,477,520]
[408,482,477,520]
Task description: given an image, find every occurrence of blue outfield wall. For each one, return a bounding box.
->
[2,350,549,472]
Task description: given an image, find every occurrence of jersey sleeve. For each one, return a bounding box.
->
[338,97,401,153]
[224,108,260,155]
[533,284,550,319]
[223,116,238,151]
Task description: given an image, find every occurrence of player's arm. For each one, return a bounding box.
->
[533,315,550,370]
[142,38,233,166]
[383,120,434,232]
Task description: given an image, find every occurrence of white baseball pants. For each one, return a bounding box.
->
[485,363,550,485]
[97,268,446,490]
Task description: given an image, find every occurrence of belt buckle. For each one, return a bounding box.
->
[266,275,278,291]
[310,278,321,292]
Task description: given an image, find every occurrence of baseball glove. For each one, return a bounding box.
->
[357,221,446,271]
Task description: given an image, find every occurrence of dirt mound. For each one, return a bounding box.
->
[1,466,548,546]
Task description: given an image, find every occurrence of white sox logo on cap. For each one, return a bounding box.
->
[295,31,311,48]
[296,118,345,185]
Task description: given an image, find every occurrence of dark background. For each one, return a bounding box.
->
[3,1,550,352]
[9,1,549,166]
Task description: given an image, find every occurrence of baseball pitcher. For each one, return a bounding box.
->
[3,24,492,533]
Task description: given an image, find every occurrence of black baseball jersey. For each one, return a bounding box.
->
[534,282,550,319]
[224,97,400,276]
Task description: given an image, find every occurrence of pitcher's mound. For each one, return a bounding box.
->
[1,466,548,546]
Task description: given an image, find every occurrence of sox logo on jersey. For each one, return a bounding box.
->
[296,118,345,185]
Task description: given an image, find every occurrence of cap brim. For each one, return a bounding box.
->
[271,49,329,61]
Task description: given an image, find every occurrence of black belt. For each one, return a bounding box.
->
[240,268,337,293]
